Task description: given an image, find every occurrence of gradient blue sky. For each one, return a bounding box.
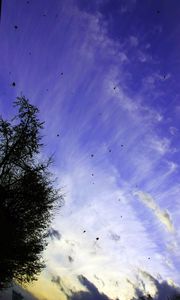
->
[0,1,180,299]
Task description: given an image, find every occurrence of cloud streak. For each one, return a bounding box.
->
[134,191,174,233]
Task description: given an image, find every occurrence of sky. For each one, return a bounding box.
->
[0,0,180,299]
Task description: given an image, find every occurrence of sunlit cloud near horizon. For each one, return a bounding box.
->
[0,0,180,299]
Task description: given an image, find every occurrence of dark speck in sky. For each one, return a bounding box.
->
[12,82,16,87]
[14,25,18,29]
[68,256,73,263]
[96,237,99,241]
[121,145,124,147]
[57,134,59,137]
[91,173,94,176]
[61,72,63,75]
[109,149,111,152]
[83,230,86,233]
[157,10,160,14]
[91,154,94,157]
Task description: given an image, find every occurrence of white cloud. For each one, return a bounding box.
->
[148,137,172,155]
[129,36,139,47]
[138,50,151,62]
[169,126,178,136]
[134,191,174,232]
[166,161,178,174]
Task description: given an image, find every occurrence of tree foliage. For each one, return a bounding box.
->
[0,96,63,289]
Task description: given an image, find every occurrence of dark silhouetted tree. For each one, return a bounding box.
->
[0,96,63,289]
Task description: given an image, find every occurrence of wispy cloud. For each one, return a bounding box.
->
[134,191,174,232]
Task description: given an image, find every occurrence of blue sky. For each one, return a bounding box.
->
[0,1,180,299]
